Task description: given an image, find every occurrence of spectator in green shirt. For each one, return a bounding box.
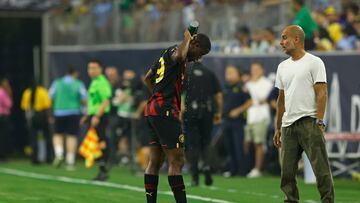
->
[292,0,319,50]
[81,59,112,181]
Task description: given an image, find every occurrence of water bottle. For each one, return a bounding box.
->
[188,21,199,36]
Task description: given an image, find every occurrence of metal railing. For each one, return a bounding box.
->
[45,1,290,45]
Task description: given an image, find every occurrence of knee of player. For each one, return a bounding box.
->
[169,156,185,168]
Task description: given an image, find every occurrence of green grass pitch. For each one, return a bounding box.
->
[0,160,359,203]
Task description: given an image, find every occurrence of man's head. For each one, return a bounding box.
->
[87,59,103,79]
[67,67,79,78]
[346,3,359,23]
[105,66,119,86]
[264,27,275,42]
[122,69,136,87]
[292,0,304,12]
[325,6,338,23]
[225,65,241,85]
[250,62,264,80]
[187,33,211,61]
[280,25,305,56]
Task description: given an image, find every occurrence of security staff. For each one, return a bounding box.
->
[182,60,223,186]
[222,65,252,177]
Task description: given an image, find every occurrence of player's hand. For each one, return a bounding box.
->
[273,129,282,148]
[229,109,241,119]
[80,116,88,127]
[184,29,192,41]
[91,116,100,128]
[213,112,222,125]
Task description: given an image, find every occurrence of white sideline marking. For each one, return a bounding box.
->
[304,200,318,203]
[0,168,235,203]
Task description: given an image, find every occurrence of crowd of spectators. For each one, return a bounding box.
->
[47,0,360,52]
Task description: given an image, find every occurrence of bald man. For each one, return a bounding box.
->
[273,25,334,203]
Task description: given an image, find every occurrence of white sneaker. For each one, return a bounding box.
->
[222,171,233,178]
[53,157,64,168]
[247,168,262,178]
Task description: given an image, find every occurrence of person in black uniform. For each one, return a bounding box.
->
[143,30,211,203]
[182,60,222,186]
[222,65,252,177]
[104,66,121,165]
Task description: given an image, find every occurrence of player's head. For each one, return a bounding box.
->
[87,59,103,79]
[187,33,211,61]
[280,25,305,56]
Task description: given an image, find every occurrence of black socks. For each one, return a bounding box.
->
[145,174,159,203]
[168,175,187,203]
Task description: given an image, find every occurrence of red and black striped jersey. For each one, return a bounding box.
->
[144,45,185,119]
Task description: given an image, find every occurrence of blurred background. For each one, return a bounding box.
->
[0,1,359,201]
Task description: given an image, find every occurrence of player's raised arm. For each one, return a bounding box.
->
[171,30,192,63]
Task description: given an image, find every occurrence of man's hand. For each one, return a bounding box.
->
[80,115,88,127]
[229,108,241,119]
[48,116,55,125]
[184,29,192,41]
[273,129,282,148]
[213,112,222,125]
[91,116,100,128]
[318,124,325,133]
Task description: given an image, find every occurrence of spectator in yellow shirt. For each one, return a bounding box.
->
[21,80,53,164]
[325,6,343,45]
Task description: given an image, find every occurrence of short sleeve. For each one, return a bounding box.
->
[150,46,177,74]
[40,87,52,109]
[103,81,112,100]
[150,60,160,74]
[48,80,57,99]
[243,90,251,101]
[210,71,222,94]
[162,46,177,66]
[311,58,327,84]
[79,82,87,100]
[275,64,284,90]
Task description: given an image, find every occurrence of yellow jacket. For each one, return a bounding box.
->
[21,86,52,112]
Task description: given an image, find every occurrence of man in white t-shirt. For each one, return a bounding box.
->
[273,25,334,203]
[245,62,273,178]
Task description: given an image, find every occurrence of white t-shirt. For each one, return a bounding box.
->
[275,52,327,127]
[246,76,273,124]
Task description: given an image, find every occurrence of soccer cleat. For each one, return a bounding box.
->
[246,168,262,178]
[191,179,199,187]
[93,171,109,181]
[204,170,213,186]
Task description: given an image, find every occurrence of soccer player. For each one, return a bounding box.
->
[50,68,87,170]
[143,30,211,203]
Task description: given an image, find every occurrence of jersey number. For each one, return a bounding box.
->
[155,57,165,84]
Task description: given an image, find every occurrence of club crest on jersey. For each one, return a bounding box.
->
[178,134,185,143]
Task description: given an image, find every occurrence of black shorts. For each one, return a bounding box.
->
[88,114,108,141]
[146,116,184,149]
[54,115,81,136]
